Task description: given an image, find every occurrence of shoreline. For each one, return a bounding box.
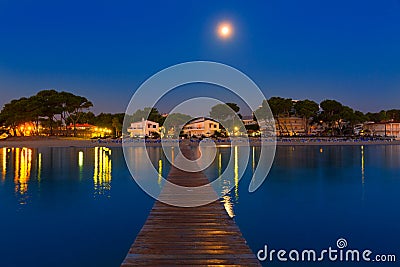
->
[1,137,399,148]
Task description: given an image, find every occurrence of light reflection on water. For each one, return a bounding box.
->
[1,144,393,217]
[14,148,32,204]
[0,145,246,217]
[361,145,365,183]
[2,147,6,181]
[37,152,42,183]
[157,159,162,187]
[0,145,399,267]
[216,146,243,218]
[0,145,385,210]
[1,146,117,204]
[93,147,112,197]
[1,147,39,204]
[219,151,235,218]
[234,146,239,201]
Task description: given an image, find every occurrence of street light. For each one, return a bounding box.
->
[234,126,239,136]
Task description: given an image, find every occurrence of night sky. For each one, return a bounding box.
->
[0,0,399,114]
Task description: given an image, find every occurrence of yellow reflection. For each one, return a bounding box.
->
[218,153,222,177]
[94,147,98,177]
[218,144,230,148]
[234,146,239,201]
[171,147,175,164]
[222,195,235,218]
[219,151,235,217]
[158,159,162,187]
[361,146,365,184]
[14,147,32,202]
[320,147,323,153]
[93,147,112,196]
[14,148,19,190]
[2,147,6,181]
[252,146,255,174]
[78,151,84,168]
[37,153,42,183]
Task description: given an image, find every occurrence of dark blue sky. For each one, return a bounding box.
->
[1,0,399,114]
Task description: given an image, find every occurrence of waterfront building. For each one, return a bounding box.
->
[363,122,400,138]
[128,119,159,138]
[67,123,112,138]
[275,116,307,136]
[181,117,220,137]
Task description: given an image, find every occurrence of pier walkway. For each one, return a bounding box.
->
[121,144,261,266]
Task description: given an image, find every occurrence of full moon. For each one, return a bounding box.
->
[217,22,233,39]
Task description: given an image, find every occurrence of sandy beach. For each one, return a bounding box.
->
[0,137,122,148]
[1,136,399,148]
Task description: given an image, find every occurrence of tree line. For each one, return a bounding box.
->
[0,90,95,136]
[255,97,400,135]
[1,90,399,137]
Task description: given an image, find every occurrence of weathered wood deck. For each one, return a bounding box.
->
[121,143,261,266]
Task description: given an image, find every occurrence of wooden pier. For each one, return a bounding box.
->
[121,144,261,266]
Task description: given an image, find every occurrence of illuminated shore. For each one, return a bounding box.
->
[0,136,399,148]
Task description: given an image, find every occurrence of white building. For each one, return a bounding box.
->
[242,119,257,126]
[363,122,400,138]
[128,119,159,137]
[182,117,220,137]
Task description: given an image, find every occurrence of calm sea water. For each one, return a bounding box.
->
[0,145,399,267]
